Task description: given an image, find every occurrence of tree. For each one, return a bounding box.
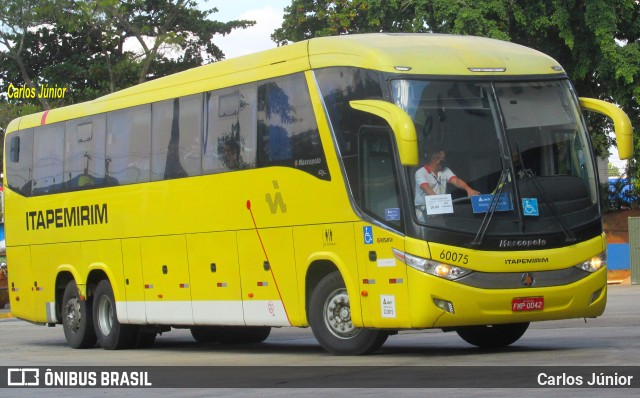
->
[274,0,640,179]
[1,1,257,103]
[1,22,142,106]
[0,0,56,109]
[608,162,621,177]
[1,0,256,175]
[88,0,255,83]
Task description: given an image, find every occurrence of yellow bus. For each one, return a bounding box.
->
[3,34,633,354]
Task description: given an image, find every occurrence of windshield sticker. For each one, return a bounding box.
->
[522,198,539,216]
[385,208,401,221]
[425,194,454,215]
[471,193,514,214]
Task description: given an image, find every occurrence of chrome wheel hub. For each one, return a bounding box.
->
[323,288,360,339]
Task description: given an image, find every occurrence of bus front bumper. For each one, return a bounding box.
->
[406,266,607,329]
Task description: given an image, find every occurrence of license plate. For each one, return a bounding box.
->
[512,297,544,312]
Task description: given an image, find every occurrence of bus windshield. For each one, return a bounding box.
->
[392,79,599,238]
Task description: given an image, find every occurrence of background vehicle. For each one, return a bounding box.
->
[3,34,633,354]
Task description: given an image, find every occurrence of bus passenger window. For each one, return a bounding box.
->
[32,123,65,195]
[257,73,329,180]
[203,84,257,173]
[106,105,151,185]
[6,129,34,196]
[64,115,106,190]
[151,94,203,181]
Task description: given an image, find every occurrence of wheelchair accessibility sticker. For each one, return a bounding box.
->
[522,198,539,216]
[363,226,374,244]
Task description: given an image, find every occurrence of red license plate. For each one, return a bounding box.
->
[512,297,544,312]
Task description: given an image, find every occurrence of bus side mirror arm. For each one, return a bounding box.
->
[579,97,634,160]
[349,100,419,166]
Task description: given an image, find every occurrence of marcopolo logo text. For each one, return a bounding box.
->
[499,238,547,248]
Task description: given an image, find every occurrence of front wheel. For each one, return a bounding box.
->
[455,322,529,348]
[61,280,96,348]
[93,280,137,350]
[309,271,388,355]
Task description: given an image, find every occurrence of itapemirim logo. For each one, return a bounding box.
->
[6,83,68,99]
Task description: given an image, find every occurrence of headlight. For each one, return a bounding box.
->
[393,248,472,280]
[575,251,607,273]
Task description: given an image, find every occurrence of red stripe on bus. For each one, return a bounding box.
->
[40,110,50,125]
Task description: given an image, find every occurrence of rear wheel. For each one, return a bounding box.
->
[190,326,219,343]
[61,280,96,348]
[455,322,530,348]
[134,330,157,348]
[309,271,388,355]
[190,326,271,344]
[222,327,271,344]
[93,280,137,350]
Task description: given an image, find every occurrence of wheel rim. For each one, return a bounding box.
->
[96,295,114,337]
[323,288,360,339]
[64,296,82,333]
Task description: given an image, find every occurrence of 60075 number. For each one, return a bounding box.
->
[439,250,469,264]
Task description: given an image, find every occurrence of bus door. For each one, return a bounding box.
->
[139,235,193,325]
[353,128,410,328]
[187,232,244,325]
[237,228,297,326]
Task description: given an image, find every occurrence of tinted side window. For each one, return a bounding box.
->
[314,67,383,158]
[360,129,403,230]
[6,129,34,196]
[32,123,65,195]
[203,84,257,173]
[315,67,385,202]
[257,73,329,180]
[107,105,151,185]
[151,94,203,181]
[64,114,107,190]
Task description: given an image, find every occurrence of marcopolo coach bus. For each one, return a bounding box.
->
[3,34,633,354]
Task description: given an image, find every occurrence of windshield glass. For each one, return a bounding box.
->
[392,79,599,237]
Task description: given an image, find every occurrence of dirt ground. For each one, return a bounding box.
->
[602,208,640,243]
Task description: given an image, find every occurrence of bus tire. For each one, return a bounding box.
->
[190,326,219,343]
[219,327,271,344]
[455,322,529,348]
[190,326,271,344]
[134,330,157,349]
[62,280,97,349]
[93,280,137,350]
[309,271,388,355]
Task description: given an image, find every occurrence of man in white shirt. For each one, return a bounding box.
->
[415,147,480,219]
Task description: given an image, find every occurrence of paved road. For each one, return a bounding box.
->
[0,285,638,397]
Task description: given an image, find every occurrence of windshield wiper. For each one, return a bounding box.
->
[470,168,510,247]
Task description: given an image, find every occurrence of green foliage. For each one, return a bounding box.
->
[0,0,256,173]
[0,99,40,166]
[88,0,255,83]
[275,0,640,190]
[1,0,255,106]
[608,162,621,177]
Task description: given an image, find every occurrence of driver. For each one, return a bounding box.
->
[414,147,480,219]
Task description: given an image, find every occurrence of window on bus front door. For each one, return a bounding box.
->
[359,127,403,230]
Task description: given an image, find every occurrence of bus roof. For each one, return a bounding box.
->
[6,33,563,134]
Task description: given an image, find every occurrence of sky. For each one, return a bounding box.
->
[202,0,292,59]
